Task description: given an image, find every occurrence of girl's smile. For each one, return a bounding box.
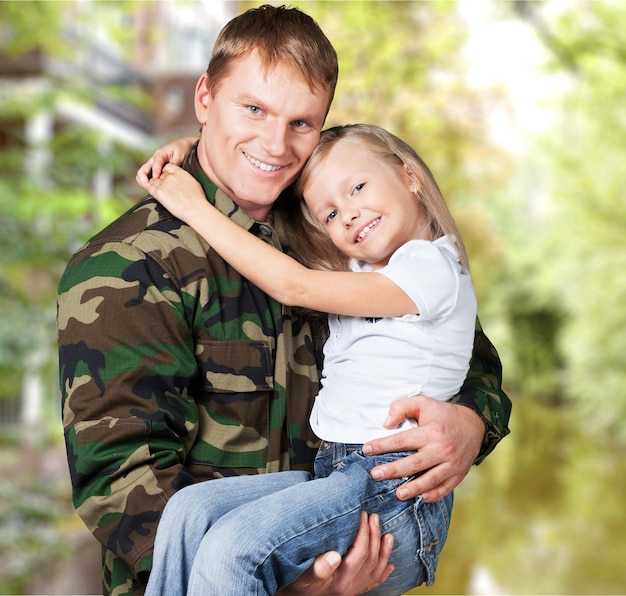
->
[354,216,381,244]
[303,140,426,268]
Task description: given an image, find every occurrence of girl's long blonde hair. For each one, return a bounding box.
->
[295,124,469,270]
[292,124,470,272]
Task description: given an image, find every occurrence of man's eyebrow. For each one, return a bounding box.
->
[306,114,326,129]
[234,93,264,107]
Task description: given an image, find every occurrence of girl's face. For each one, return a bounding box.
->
[302,141,426,269]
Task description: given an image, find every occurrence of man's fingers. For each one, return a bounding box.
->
[370,449,437,481]
[364,423,427,458]
[364,515,394,586]
[276,551,341,595]
[277,512,393,596]
[395,467,449,501]
[383,396,423,428]
[307,551,343,584]
[419,476,460,503]
[372,534,395,588]
[339,511,373,575]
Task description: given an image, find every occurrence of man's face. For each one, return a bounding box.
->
[194,51,331,221]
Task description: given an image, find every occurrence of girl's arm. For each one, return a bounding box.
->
[148,164,417,318]
[136,136,199,190]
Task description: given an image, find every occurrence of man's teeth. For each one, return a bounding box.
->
[357,219,379,241]
[246,154,281,172]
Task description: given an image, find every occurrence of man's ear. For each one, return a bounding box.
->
[194,73,211,124]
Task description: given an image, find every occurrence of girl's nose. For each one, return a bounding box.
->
[342,207,359,228]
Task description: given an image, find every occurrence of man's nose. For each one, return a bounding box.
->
[262,123,288,156]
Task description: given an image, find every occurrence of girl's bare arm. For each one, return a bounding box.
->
[148,164,416,318]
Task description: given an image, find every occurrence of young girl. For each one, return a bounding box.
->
[141,124,476,596]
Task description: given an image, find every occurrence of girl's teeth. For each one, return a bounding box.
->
[358,220,378,241]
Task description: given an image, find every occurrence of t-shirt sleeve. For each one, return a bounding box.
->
[378,239,462,320]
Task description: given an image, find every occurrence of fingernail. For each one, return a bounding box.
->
[371,468,384,480]
[327,552,341,567]
[383,415,392,427]
[362,444,372,454]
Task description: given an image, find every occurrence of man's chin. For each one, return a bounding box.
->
[233,192,278,220]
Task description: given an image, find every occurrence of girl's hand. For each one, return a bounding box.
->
[136,136,198,191]
[147,163,206,223]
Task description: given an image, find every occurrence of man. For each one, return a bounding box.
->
[58,5,511,595]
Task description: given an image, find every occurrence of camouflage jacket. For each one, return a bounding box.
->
[58,147,511,596]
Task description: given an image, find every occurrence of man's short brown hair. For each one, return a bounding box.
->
[206,4,338,110]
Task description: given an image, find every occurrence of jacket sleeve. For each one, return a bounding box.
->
[451,317,512,464]
[57,238,199,579]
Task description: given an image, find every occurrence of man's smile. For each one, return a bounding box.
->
[244,152,283,172]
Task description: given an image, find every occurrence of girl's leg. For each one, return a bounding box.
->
[365,491,454,595]
[144,471,310,596]
[188,444,438,596]
[188,466,365,596]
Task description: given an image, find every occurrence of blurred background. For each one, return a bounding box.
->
[0,0,624,594]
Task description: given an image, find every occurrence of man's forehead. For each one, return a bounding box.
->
[234,50,328,96]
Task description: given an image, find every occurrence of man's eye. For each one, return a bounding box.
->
[248,106,261,115]
[293,120,310,129]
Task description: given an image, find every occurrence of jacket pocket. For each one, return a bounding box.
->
[195,339,274,393]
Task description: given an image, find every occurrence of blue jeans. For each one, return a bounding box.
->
[146,443,453,596]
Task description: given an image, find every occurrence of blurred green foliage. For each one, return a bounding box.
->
[1,0,625,593]
[0,2,147,402]
[0,477,72,594]
[496,0,626,440]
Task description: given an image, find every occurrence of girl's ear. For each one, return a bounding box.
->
[403,164,422,194]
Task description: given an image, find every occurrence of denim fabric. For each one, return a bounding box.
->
[146,445,453,596]
[313,443,454,595]
[145,471,311,596]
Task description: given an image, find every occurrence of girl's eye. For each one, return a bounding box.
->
[352,182,365,195]
[325,210,338,224]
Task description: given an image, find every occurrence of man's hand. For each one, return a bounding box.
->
[364,396,484,503]
[277,512,394,596]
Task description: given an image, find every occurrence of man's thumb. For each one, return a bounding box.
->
[325,551,341,570]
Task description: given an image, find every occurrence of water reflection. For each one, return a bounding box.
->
[9,399,625,594]
[414,400,626,595]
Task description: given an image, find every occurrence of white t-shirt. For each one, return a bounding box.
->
[309,236,477,443]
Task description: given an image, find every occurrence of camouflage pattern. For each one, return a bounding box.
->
[452,319,512,465]
[58,146,510,595]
